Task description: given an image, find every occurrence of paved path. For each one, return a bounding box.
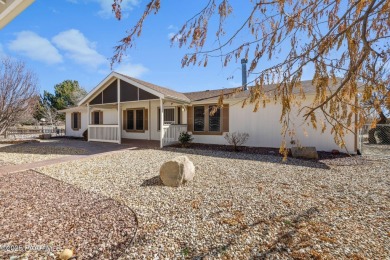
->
[0,138,160,175]
[0,155,89,174]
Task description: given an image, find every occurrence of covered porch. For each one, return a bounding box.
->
[78,72,190,147]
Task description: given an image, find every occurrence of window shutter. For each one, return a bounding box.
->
[99,111,103,125]
[157,108,160,131]
[77,112,81,130]
[222,104,229,132]
[177,107,181,124]
[71,113,74,129]
[144,109,148,130]
[123,110,127,130]
[187,106,193,132]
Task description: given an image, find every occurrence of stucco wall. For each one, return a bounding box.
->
[90,107,118,125]
[65,95,355,153]
[191,96,356,153]
[65,109,88,138]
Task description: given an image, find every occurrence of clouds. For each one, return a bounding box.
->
[167,24,182,42]
[52,29,106,68]
[114,58,149,78]
[67,0,139,18]
[8,31,63,64]
[7,29,105,69]
[96,0,139,18]
[6,29,148,78]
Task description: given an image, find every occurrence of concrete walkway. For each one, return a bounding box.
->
[0,138,160,175]
[0,155,89,175]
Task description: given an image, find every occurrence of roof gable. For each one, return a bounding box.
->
[78,72,190,106]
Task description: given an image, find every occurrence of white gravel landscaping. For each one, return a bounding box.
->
[38,148,390,259]
[0,140,88,165]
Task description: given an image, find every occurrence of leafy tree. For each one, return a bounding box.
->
[34,80,87,122]
[0,57,38,135]
[47,80,87,110]
[111,0,390,153]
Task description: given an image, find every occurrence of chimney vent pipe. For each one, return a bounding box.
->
[241,58,248,91]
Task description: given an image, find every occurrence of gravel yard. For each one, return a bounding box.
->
[0,170,137,259]
[0,140,88,165]
[38,147,390,259]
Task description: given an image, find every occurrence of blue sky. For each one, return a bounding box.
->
[0,0,248,94]
[1,0,312,95]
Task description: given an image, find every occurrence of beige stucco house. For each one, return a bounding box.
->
[61,72,358,153]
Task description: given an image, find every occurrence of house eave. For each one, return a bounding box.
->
[0,0,35,29]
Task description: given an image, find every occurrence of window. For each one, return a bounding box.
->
[125,108,147,132]
[136,110,144,130]
[192,105,222,133]
[127,110,134,130]
[208,106,221,132]
[194,106,205,132]
[71,112,81,130]
[188,104,228,134]
[91,111,103,125]
[164,108,175,124]
[157,108,176,130]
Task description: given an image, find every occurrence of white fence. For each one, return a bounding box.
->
[163,124,187,145]
[88,125,120,143]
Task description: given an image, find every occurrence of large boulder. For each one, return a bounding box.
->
[291,146,319,160]
[160,156,195,187]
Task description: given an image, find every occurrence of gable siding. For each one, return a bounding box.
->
[90,93,102,105]
[102,81,118,103]
[120,80,138,102]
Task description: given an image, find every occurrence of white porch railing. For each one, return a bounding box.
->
[88,125,120,143]
[163,124,187,145]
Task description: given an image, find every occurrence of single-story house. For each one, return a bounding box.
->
[61,72,358,153]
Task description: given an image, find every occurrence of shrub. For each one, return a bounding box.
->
[224,131,249,152]
[82,129,88,141]
[178,131,193,147]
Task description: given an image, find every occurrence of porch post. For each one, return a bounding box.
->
[148,100,151,140]
[87,103,90,142]
[160,98,164,148]
[117,79,121,144]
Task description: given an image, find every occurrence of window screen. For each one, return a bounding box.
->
[194,106,205,131]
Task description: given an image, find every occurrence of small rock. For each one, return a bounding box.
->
[59,249,73,260]
[160,156,195,187]
[291,146,319,160]
[331,149,340,155]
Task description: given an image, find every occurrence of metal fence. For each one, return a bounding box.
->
[3,127,65,139]
[359,124,390,157]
